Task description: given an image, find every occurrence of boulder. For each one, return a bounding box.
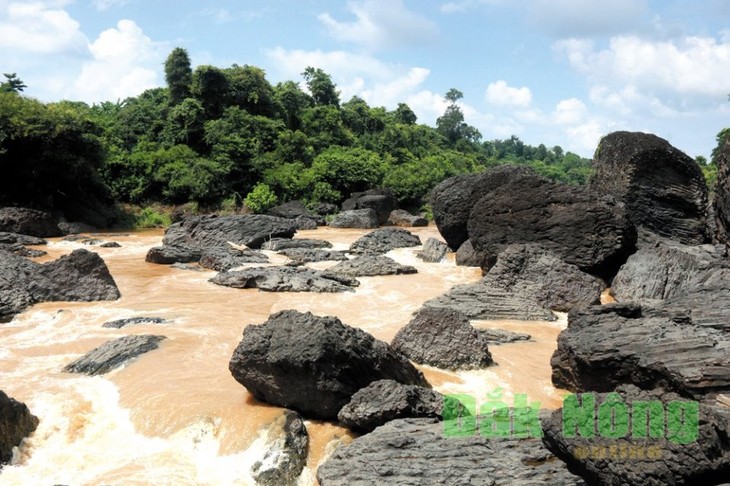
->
[0,390,39,464]
[317,418,586,485]
[349,227,421,255]
[326,255,417,277]
[162,214,298,250]
[467,175,637,278]
[337,380,460,433]
[417,237,448,263]
[430,165,538,250]
[266,200,316,220]
[714,137,730,244]
[100,242,121,248]
[312,202,338,217]
[198,247,269,272]
[293,215,319,230]
[210,266,359,293]
[0,233,46,246]
[542,385,730,486]
[145,245,202,265]
[454,239,489,269]
[391,307,493,370]
[63,335,166,375]
[261,238,332,251]
[251,410,309,486]
[478,328,532,344]
[279,248,348,266]
[0,207,61,237]
[342,189,397,225]
[228,310,430,420]
[57,221,97,235]
[387,209,427,227]
[591,131,710,244]
[102,317,168,329]
[328,209,378,229]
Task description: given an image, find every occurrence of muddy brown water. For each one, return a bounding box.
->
[0,226,569,485]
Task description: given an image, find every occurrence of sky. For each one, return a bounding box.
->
[1,0,730,159]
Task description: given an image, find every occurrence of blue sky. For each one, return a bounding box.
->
[2,0,729,158]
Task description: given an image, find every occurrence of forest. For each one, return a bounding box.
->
[0,48,720,226]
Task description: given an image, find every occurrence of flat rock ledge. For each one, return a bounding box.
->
[210,266,359,292]
[63,335,166,375]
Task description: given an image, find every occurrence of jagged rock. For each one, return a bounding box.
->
[454,239,489,268]
[261,238,332,251]
[0,390,39,464]
[63,335,166,375]
[430,165,538,250]
[714,137,730,244]
[294,216,319,230]
[210,266,359,292]
[198,247,269,272]
[57,221,97,235]
[0,232,46,246]
[102,317,168,329]
[387,209,427,227]
[0,207,61,237]
[145,245,202,265]
[349,227,421,255]
[342,189,397,225]
[251,410,309,486]
[337,380,460,433]
[1,245,47,258]
[267,200,316,220]
[170,263,204,271]
[551,302,730,399]
[467,175,637,278]
[417,238,448,263]
[326,255,417,277]
[391,307,493,370]
[317,418,587,485]
[229,310,429,420]
[328,209,378,229]
[542,385,730,486]
[100,241,121,248]
[591,131,710,244]
[312,202,338,217]
[162,214,298,250]
[478,328,532,344]
[279,248,348,266]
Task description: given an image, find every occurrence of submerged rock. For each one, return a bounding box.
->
[478,328,532,344]
[251,410,309,486]
[102,317,168,329]
[199,247,269,272]
[0,232,46,246]
[63,335,166,375]
[145,245,201,265]
[0,207,61,237]
[0,390,39,464]
[326,255,417,277]
[328,209,378,229]
[228,310,429,420]
[261,238,332,251]
[210,266,359,292]
[417,237,448,263]
[387,209,427,227]
[279,248,348,266]
[349,227,421,255]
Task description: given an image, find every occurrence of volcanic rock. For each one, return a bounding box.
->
[326,255,417,277]
[162,214,297,250]
[0,207,61,237]
[63,335,166,375]
[0,390,39,464]
[251,410,309,486]
[349,227,421,255]
[342,189,397,225]
[328,209,378,229]
[210,266,359,292]
[417,237,448,263]
[387,209,427,227]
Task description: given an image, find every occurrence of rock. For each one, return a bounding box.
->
[102,317,168,329]
[0,390,39,464]
[210,266,359,293]
[454,239,489,268]
[0,232,46,246]
[62,234,86,242]
[145,245,202,265]
[1,245,47,258]
[326,255,417,277]
[261,238,332,251]
[33,249,121,303]
[349,227,421,255]
[251,410,309,486]
[714,137,730,243]
[391,307,493,370]
[170,263,204,272]
[198,247,269,272]
[0,207,61,237]
[312,202,338,217]
[100,241,121,248]
[294,215,319,230]
[430,165,538,250]
[387,209,427,227]
[467,175,637,278]
[267,200,317,220]
[63,335,166,375]
[328,209,378,229]
[162,214,298,250]
[80,238,103,246]
[279,248,348,266]
[551,302,730,399]
[417,238,448,263]
[57,221,97,235]
[337,380,459,433]
[342,189,397,225]
[542,385,730,486]
[228,310,430,420]
[478,328,532,344]
[591,131,710,244]
[317,418,586,485]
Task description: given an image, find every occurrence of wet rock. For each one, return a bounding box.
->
[0,232,46,246]
[0,244,47,258]
[210,266,359,293]
[294,215,319,230]
[62,234,86,242]
[0,207,61,237]
[342,189,397,225]
[0,390,39,465]
[468,176,637,278]
[261,238,332,251]
[100,241,121,248]
[63,335,166,375]
[328,209,378,229]
[162,214,298,250]
[430,165,538,250]
[714,137,730,244]
[199,247,269,272]
[591,131,710,245]
[57,221,97,235]
[478,328,532,344]
[170,263,204,272]
[391,307,493,370]
[337,380,459,433]
[279,248,348,266]
[80,238,103,246]
[417,237,448,263]
[542,385,730,486]
[326,255,417,277]
[317,418,586,486]
[454,239,489,269]
[312,202,338,217]
[102,317,168,329]
[145,245,202,265]
[387,209,427,227]
[229,310,430,420]
[251,410,309,486]
[349,227,421,255]
[33,249,121,303]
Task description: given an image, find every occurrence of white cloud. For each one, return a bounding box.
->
[0,1,87,55]
[92,0,129,11]
[485,80,532,107]
[553,98,587,125]
[318,0,439,51]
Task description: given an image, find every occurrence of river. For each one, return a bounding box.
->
[0,226,569,485]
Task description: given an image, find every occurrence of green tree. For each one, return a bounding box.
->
[309,146,387,201]
[273,80,313,130]
[225,64,277,117]
[244,182,278,213]
[302,67,340,107]
[393,103,417,125]
[436,88,481,147]
[191,65,229,119]
[162,97,204,147]
[0,73,26,93]
[164,47,193,105]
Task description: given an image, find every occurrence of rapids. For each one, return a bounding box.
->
[0,226,568,485]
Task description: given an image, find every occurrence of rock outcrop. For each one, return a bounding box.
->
[386,209,427,227]
[0,207,61,237]
[228,310,429,420]
[210,267,359,292]
[454,239,489,269]
[417,237,448,263]
[267,200,318,221]
[714,136,730,244]
[348,228,421,255]
[251,410,309,486]
[162,214,298,250]
[342,189,397,225]
[591,131,710,244]
[101,317,168,329]
[279,248,348,266]
[0,390,39,465]
[261,238,332,251]
[145,245,202,265]
[326,255,417,277]
[198,247,269,272]
[328,209,378,229]
[63,335,166,375]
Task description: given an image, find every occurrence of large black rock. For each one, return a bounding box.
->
[210,266,359,292]
[0,390,39,464]
[348,227,421,255]
[326,255,417,277]
[162,214,298,250]
[228,310,430,420]
[251,410,309,486]
[63,335,166,375]
[341,189,397,225]
[714,136,730,244]
[0,207,61,237]
[328,209,378,229]
[591,131,710,245]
